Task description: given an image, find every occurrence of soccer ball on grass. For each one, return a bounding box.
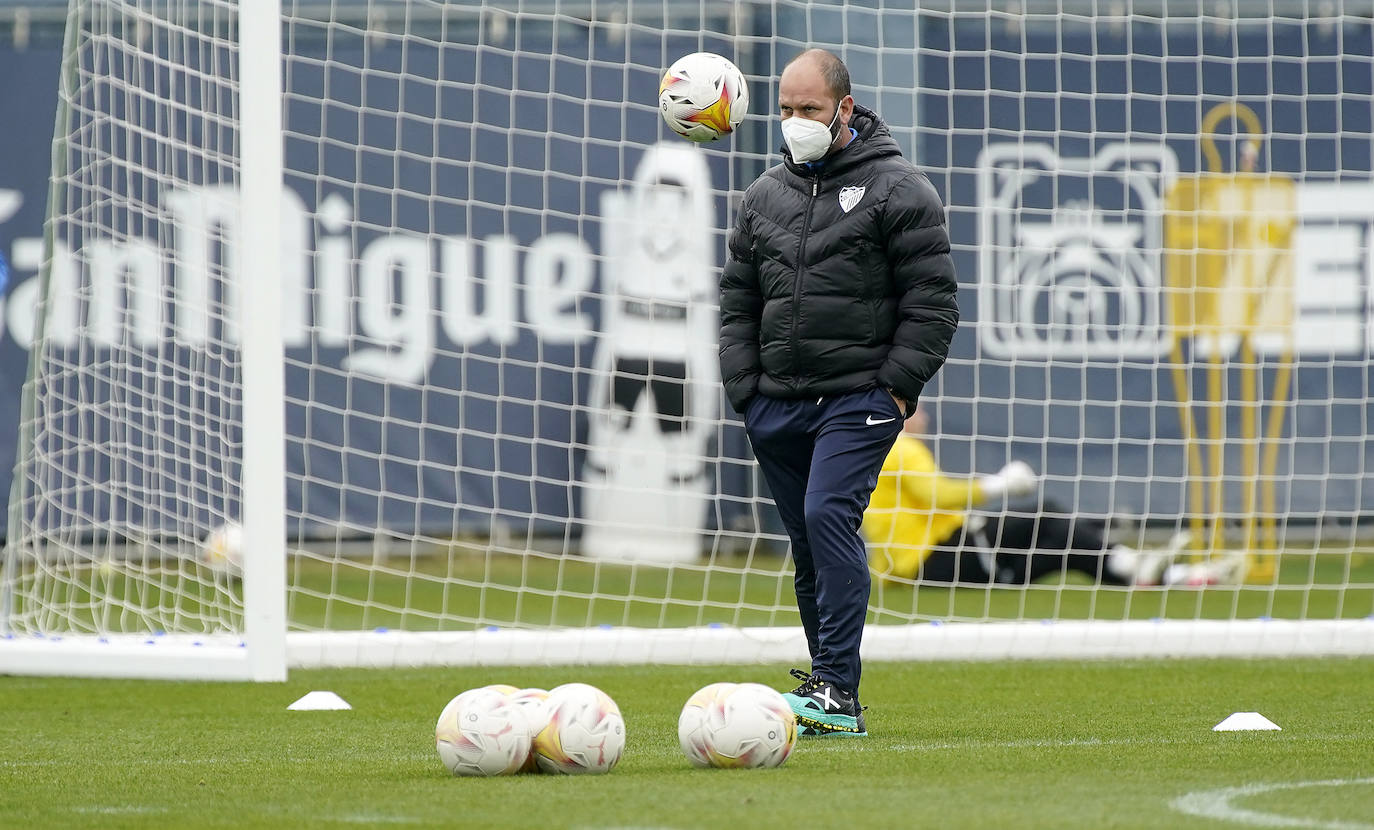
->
[434,686,533,777]
[531,682,625,774]
[678,682,798,769]
[508,687,551,773]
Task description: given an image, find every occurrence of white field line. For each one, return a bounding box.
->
[9,733,1365,766]
[886,736,1166,752]
[1171,778,1374,829]
[70,805,423,824]
[1,752,437,769]
[876,733,1365,752]
[330,813,423,824]
[32,761,1374,830]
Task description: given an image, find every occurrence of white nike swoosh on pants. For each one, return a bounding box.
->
[865,416,895,426]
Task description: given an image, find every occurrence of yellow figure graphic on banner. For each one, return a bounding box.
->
[1163,103,1298,582]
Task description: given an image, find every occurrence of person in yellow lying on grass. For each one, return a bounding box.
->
[862,407,1247,587]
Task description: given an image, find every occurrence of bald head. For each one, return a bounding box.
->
[778,49,855,158]
[786,49,852,103]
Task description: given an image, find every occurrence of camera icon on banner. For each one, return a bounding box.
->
[976,143,1178,359]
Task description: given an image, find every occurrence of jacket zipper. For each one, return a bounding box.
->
[790,176,820,384]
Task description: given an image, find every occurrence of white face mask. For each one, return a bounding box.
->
[781,103,843,164]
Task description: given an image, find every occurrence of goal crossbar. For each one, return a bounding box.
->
[4,619,1371,679]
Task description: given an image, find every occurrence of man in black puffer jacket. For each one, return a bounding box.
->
[719,49,959,737]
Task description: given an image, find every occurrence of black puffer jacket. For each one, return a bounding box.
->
[718,105,959,415]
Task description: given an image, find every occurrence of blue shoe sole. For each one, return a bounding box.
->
[784,692,866,736]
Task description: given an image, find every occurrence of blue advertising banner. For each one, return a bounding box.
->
[0,39,60,538]
[1,13,756,546]
[0,9,1371,545]
[921,15,1374,520]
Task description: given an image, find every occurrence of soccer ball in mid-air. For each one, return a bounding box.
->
[435,687,533,777]
[200,522,244,576]
[659,52,749,142]
[678,682,798,769]
[531,683,625,774]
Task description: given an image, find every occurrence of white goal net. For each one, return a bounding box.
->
[3,0,1373,679]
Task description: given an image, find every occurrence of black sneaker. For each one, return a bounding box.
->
[782,669,867,737]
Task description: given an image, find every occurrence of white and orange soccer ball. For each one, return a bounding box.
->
[531,682,625,775]
[678,682,798,769]
[434,686,532,777]
[658,52,750,142]
[200,522,244,576]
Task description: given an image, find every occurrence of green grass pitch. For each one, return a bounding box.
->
[295,547,1374,630]
[15,548,1373,633]
[3,658,1372,829]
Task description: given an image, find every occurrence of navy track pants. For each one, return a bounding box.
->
[743,386,904,694]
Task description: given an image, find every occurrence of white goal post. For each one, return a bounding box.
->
[237,0,289,681]
[3,0,1373,680]
[0,0,288,680]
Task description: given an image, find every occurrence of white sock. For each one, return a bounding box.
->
[1161,553,1247,588]
[1105,546,1140,582]
[1161,563,1192,586]
[1113,533,1193,585]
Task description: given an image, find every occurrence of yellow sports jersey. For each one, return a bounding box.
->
[862,433,985,580]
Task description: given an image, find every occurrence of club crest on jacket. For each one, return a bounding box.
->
[838,185,865,214]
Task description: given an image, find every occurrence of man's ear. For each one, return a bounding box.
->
[839,95,855,127]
